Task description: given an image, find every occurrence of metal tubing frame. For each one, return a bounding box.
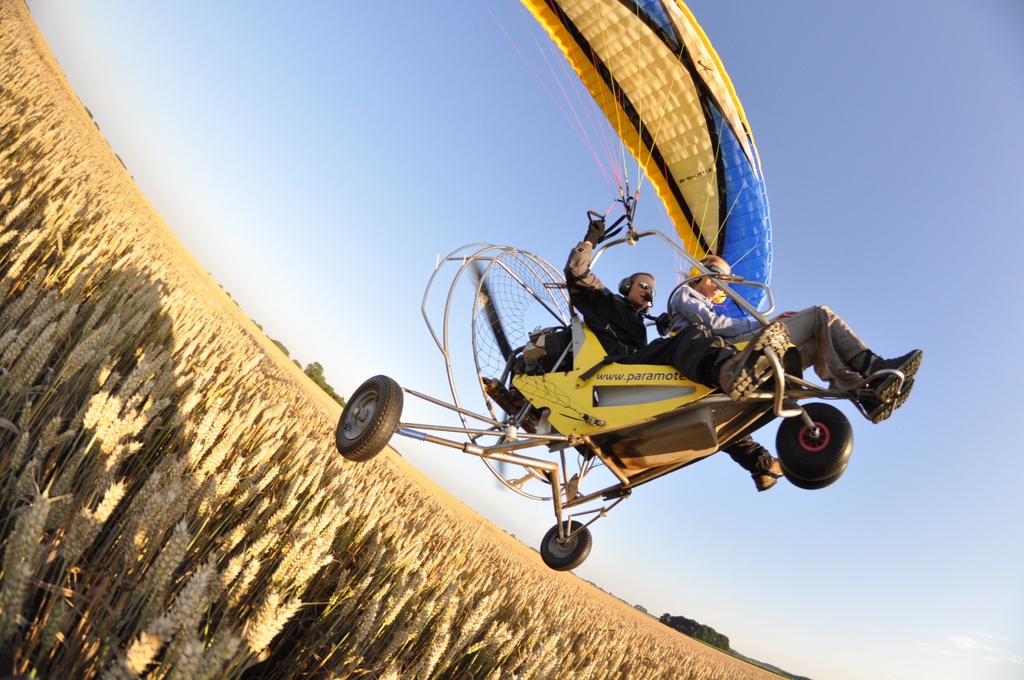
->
[394,383,732,536]
[558,498,627,541]
[393,382,683,532]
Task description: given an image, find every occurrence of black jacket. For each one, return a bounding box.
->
[564,241,648,356]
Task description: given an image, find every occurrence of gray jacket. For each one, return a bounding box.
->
[667,284,760,338]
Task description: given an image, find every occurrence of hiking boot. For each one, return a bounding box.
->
[718,322,790,401]
[753,457,784,492]
[858,377,915,424]
[866,349,923,378]
[862,349,923,402]
[757,320,791,357]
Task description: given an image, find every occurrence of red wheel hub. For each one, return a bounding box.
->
[798,422,831,452]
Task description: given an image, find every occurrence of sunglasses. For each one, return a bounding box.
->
[636,281,655,296]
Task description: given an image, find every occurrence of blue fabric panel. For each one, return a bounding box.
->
[709,105,772,316]
[632,0,681,50]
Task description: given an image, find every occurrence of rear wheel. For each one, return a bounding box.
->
[776,403,853,490]
[540,521,592,571]
[335,375,403,462]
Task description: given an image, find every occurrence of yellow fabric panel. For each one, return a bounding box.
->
[520,0,757,260]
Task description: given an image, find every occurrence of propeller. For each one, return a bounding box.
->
[473,261,515,364]
[472,260,523,488]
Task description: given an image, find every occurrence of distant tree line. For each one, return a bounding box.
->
[267,335,346,407]
[224,296,348,408]
[303,361,346,406]
[659,613,729,651]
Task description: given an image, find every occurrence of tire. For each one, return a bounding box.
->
[540,521,592,571]
[785,459,849,490]
[335,375,403,462]
[776,402,853,489]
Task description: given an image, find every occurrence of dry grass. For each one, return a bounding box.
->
[0,1,781,677]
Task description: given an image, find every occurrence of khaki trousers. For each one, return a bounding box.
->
[737,306,868,390]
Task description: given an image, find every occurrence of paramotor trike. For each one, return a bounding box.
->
[335,230,898,571]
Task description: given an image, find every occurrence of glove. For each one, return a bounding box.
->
[584,215,605,246]
[655,312,671,336]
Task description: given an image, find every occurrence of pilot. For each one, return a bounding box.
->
[564,214,790,491]
[668,255,922,423]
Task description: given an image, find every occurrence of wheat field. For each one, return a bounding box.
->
[0,2,782,678]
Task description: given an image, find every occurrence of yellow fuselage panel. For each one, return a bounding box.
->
[514,363,714,435]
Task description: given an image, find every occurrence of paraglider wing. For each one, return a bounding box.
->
[522,0,772,310]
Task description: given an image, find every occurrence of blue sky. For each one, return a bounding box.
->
[24,1,1024,678]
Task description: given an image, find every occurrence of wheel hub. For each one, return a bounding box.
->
[547,534,578,558]
[798,422,831,452]
[344,394,378,437]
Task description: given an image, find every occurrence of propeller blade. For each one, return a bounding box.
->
[473,262,514,362]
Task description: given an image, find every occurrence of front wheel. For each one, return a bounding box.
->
[540,521,592,571]
[335,375,403,462]
[776,402,853,490]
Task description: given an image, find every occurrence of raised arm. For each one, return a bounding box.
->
[564,240,606,295]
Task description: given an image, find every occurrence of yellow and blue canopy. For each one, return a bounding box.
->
[523,0,772,306]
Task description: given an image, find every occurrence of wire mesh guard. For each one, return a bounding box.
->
[471,249,571,393]
[421,243,615,502]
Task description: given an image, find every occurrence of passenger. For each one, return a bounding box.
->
[564,215,789,491]
[668,255,922,423]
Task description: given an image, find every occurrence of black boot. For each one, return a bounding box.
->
[852,349,923,401]
[848,349,921,423]
[866,349,923,380]
[723,437,783,491]
[857,378,915,424]
[718,321,790,400]
[848,350,874,375]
